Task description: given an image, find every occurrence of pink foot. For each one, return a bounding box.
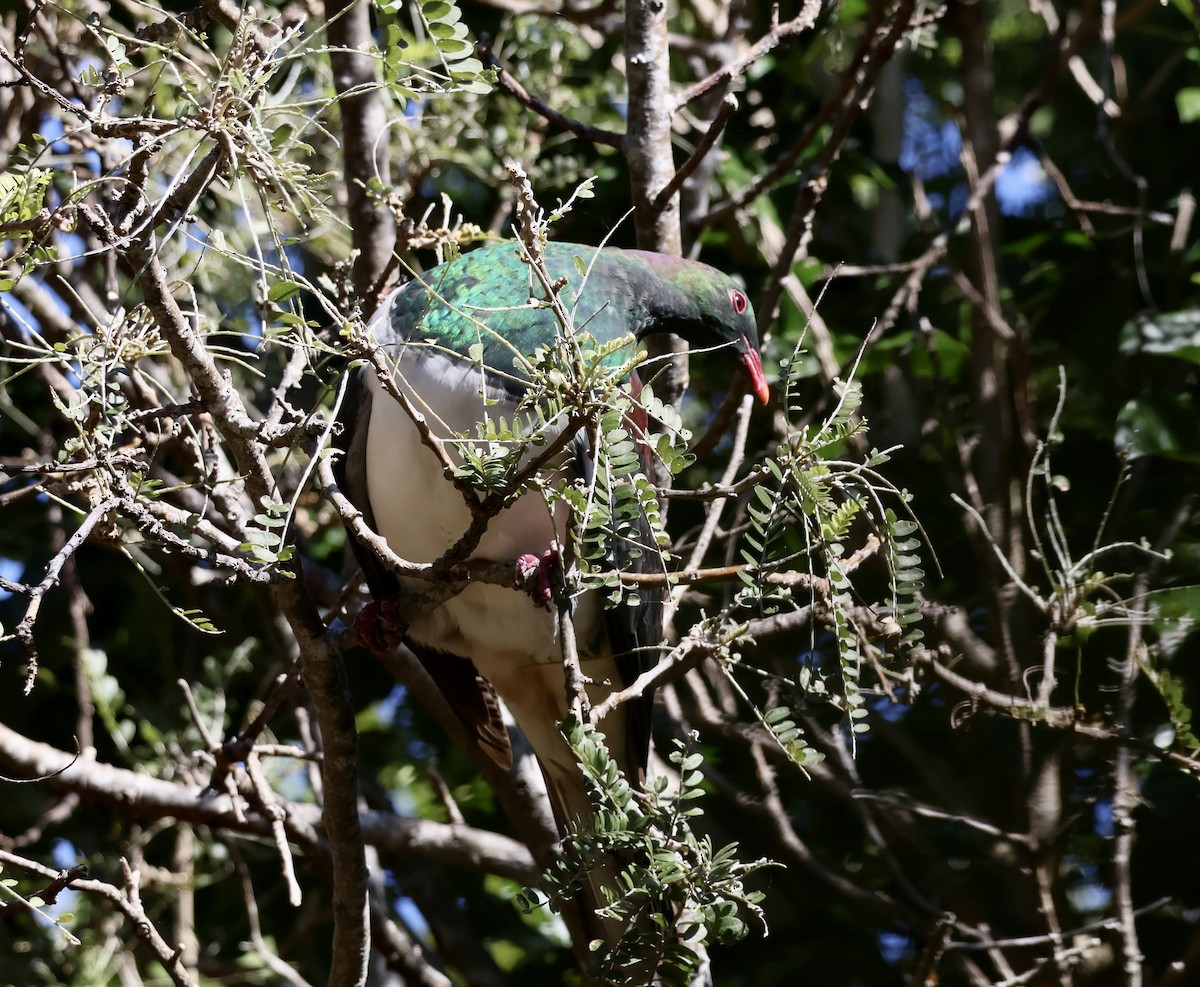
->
[353,597,406,654]
[517,542,561,610]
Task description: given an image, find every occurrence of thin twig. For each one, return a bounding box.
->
[477,39,624,149]
[671,3,822,111]
[11,496,119,694]
[245,750,303,907]
[651,93,738,214]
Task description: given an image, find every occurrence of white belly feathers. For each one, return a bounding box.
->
[362,348,602,676]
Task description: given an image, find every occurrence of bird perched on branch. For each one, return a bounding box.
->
[334,238,767,944]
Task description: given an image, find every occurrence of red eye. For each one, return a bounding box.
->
[730,288,748,315]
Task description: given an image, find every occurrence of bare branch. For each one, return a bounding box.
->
[671,3,822,112]
[651,93,738,214]
[0,721,540,881]
[477,39,624,150]
[0,849,198,987]
[326,0,396,311]
[9,496,118,694]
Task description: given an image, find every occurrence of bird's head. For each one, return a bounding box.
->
[619,250,769,405]
[724,284,769,405]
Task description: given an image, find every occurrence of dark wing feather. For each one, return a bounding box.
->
[602,513,662,782]
[406,643,514,770]
[333,363,514,769]
[569,422,662,783]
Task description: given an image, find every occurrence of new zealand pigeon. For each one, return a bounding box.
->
[334,239,766,938]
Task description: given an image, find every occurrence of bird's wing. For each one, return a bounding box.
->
[601,519,662,784]
[568,420,663,786]
[334,361,514,769]
[405,642,514,770]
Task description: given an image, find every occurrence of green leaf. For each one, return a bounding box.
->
[1144,584,1200,635]
[436,37,470,54]
[267,280,301,303]
[1119,309,1200,365]
[0,168,52,224]
[1176,87,1200,123]
[450,57,485,77]
[1115,392,1200,463]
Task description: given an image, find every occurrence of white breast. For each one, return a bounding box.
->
[363,348,598,674]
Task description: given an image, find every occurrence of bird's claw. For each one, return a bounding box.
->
[517,541,562,611]
[354,596,407,654]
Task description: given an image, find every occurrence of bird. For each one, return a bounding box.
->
[334,238,767,945]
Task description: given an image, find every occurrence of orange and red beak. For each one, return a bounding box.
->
[740,342,770,405]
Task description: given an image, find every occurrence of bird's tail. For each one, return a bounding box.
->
[537,713,637,944]
[542,769,628,960]
[499,662,654,967]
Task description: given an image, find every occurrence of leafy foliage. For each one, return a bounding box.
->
[529,721,773,987]
[379,0,493,98]
[0,162,56,290]
[735,357,928,747]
